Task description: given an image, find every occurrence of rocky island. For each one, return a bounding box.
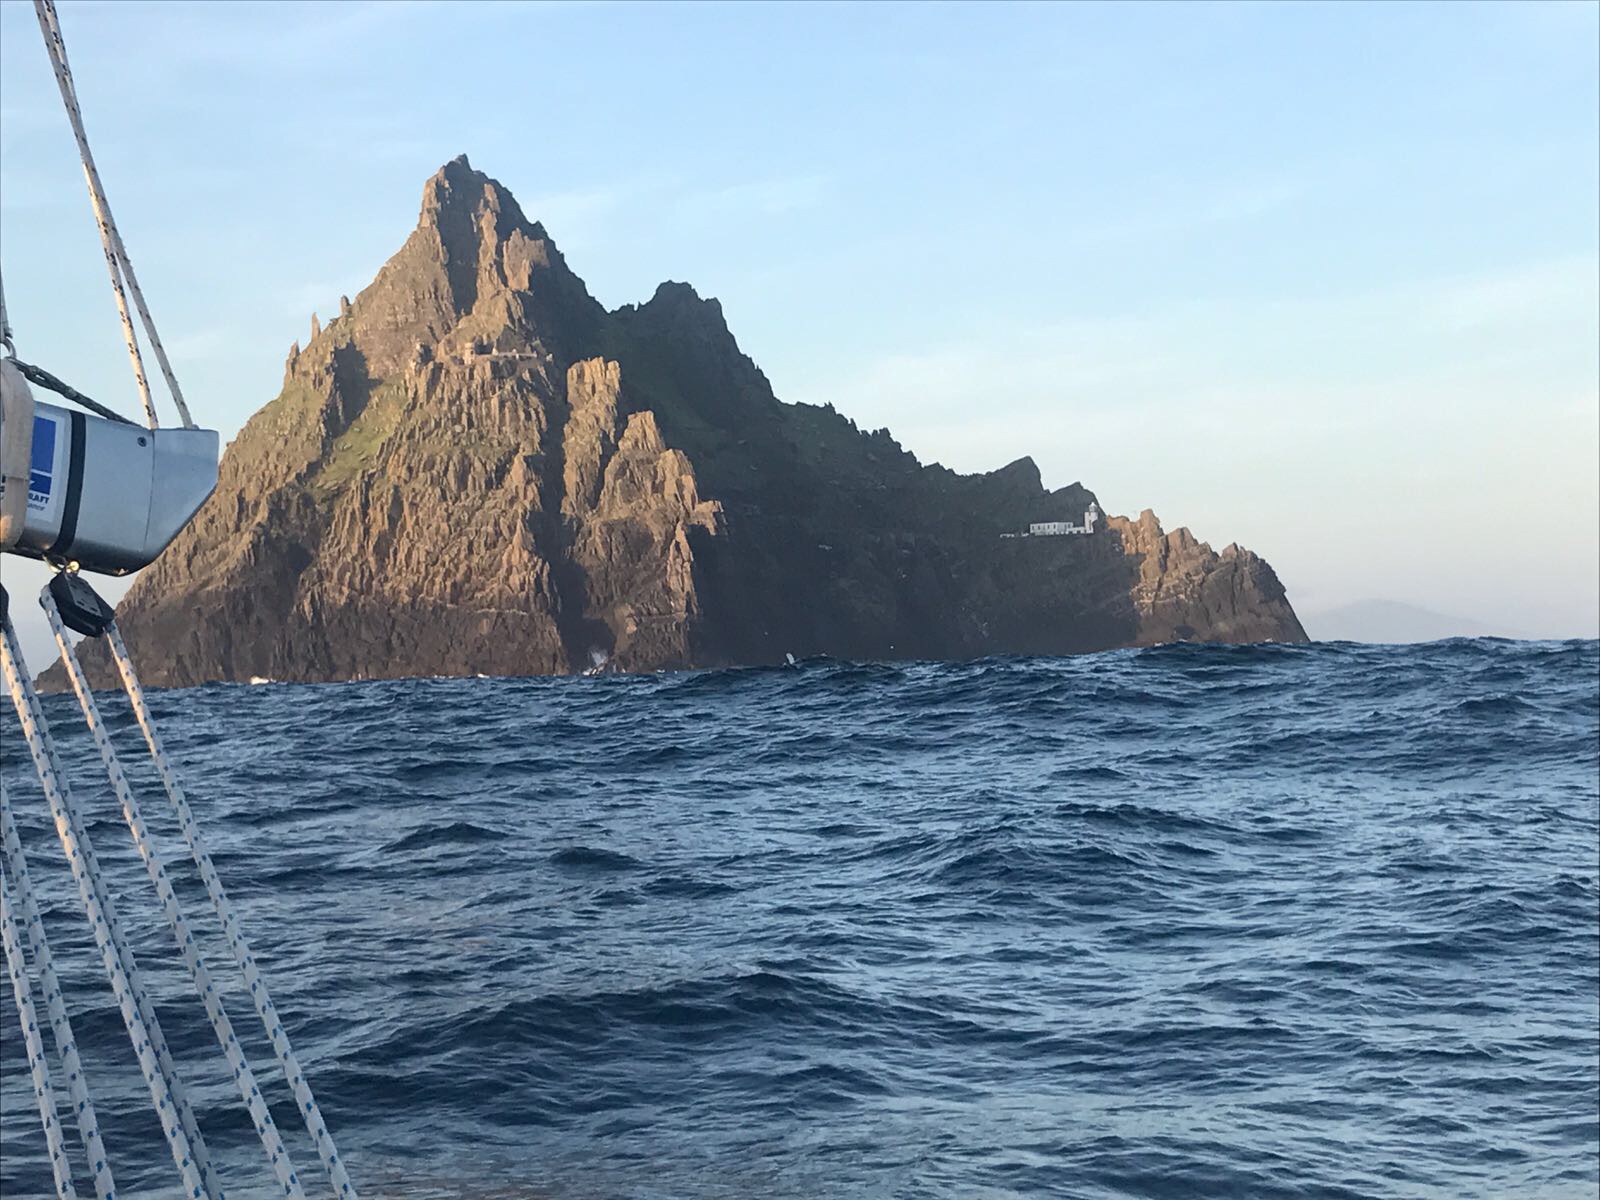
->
[52,157,1305,689]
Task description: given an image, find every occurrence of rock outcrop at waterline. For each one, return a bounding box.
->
[46,157,1305,689]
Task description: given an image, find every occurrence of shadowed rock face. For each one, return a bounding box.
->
[48,156,1305,689]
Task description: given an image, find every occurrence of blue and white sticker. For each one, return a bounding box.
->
[28,413,57,511]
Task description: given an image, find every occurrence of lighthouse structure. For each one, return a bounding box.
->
[1023,501,1102,538]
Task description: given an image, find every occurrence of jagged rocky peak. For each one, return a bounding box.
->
[329,154,603,377]
[638,280,719,320]
[992,457,1045,490]
[43,158,1306,691]
[616,282,746,371]
[420,152,542,305]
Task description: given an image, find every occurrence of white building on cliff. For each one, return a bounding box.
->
[1024,502,1101,538]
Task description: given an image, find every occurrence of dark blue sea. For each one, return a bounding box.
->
[2,640,1597,1199]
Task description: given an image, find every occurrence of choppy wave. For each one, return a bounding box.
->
[2,639,1596,1198]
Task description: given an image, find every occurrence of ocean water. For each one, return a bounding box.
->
[1,639,1596,1200]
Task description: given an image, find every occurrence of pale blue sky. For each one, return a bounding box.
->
[1,0,1596,666]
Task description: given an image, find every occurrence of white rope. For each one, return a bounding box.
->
[1,782,119,1200]
[104,621,359,1199]
[30,1,154,430]
[32,0,195,430]
[44,595,308,1199]
[0,265,16,356]
[0,616,214,1200]
[0,616,220,1199]
[1,863,79,1199]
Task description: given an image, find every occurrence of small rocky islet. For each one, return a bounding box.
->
[51,156,1305,689]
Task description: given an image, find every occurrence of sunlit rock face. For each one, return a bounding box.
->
[48,156,1304,689]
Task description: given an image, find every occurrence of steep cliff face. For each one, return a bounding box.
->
[51,157,1304,689]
